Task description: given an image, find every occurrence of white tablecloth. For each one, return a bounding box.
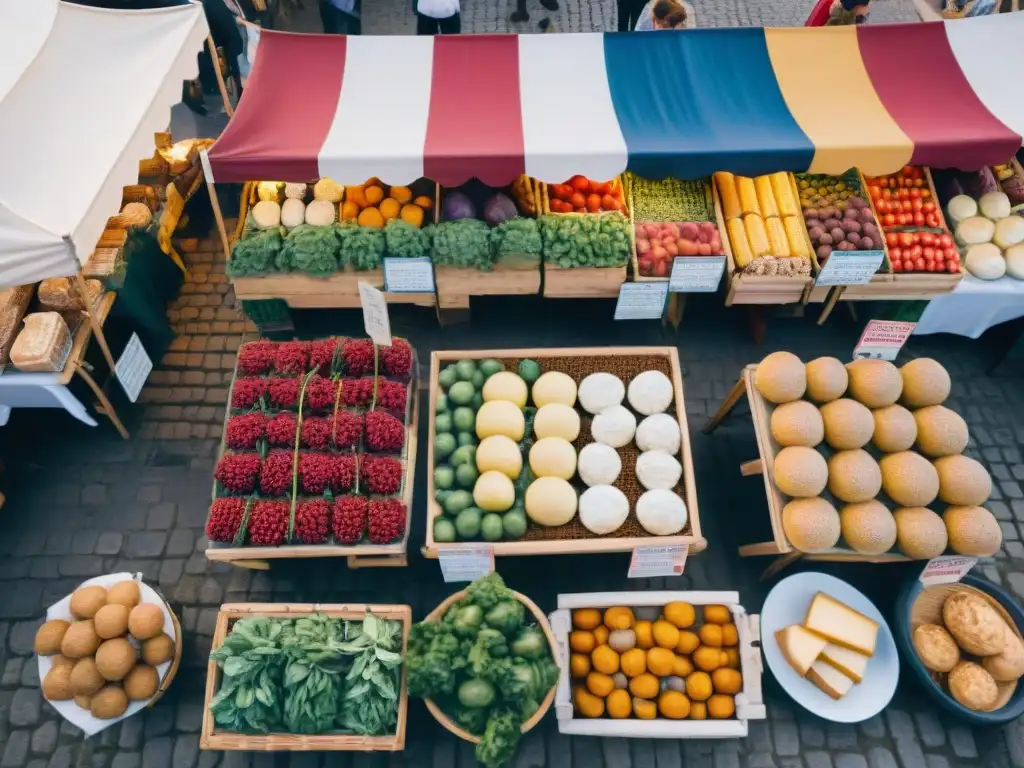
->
[914,274,1024,338]
[0,369,96,427]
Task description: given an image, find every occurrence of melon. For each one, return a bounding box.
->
[880,451,939,507]
[781,498,841,553]
[529,437,577,480]
[473,471,515,512]
[531,372,578,408]
[893,507,949,559]
[944,506,1002,557]
[827,450,882,503]
[770,401,824,448]
[754,352,806,404]
[914,406,969,458]
[533,403,581,442]
[476,435,523,479]
[900,358,951,408]
[872,405,917,453]
[773,446,828,498]
[846,359,903,408]
[934,455,991,506]
[805,357,849,403]
[840,501,897,555]
[482,372,529,408]
[525,477,577,526]
[475,401,525,441]
[820,398,874,450]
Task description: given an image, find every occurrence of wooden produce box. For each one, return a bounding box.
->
[551,591,764,738]
[423,347,704,558]
[200,602,411,751]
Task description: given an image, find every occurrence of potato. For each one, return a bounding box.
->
[830,228,845,242]
[860,237,875,250]
[823,218,842,230]
[817,245,832,262]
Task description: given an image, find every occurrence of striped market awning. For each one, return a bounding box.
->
[203,15,1024,188]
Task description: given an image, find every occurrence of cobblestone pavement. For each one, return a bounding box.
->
[1,222,1024,767]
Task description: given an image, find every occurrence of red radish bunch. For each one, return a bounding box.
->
[330,412,363,450]
[206,498,247,543]
[273,341,310,375]
[361,455,402,495]
[342,338,375,376]
[332,496,367,543]
[368,499,406,544]
[215,453,260,493]
[365,410,405,453]
[231,378,267,410]
[381,339,413,379]
[226,413,267,450]
[294,500,331,544]
[259,450,294,497]
[635,221,723,278]
[269,377,302,410]
[237,340,276,376]
[309,338,342,375]
[247,501,289,546]
[305,376,337,411]
[266,412,298,447]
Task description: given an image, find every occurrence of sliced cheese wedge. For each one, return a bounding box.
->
[804,592,879,657]
[776,625,828,677]
[806,660,856,700]
[820,643,869,683]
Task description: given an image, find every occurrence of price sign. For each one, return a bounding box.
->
[383,257,435,294]
[628,544,688,578]
[919,555,977,587]
[439,547,495,583]
[115,333,153,403]
[614,283,668,320]
[853,319,916,361]
[669,256,726,293]
[814,250,885,286]
[358,281,392,347]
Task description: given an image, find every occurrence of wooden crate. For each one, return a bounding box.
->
[200,602,411,751]
[204,345,418,570]
[422,347,704,558]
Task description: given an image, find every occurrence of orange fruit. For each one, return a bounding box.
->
[699,624,723,648]
[712,668,743,695]
[646,647,675,677]
[574,687,604,718]
[634,620,654,650]
[672,654,694,677]
[690,701,707,720]
[570,653,591,678]
[569,631,595,654]
[593,626,610,647]
[686,671,713,702]
[722,623,739,647]
[658,690,691,719]
[604,607,634,630]
[663,601,696,629]
[628,673,660,699]
[676,631,700,655]
[693,646,723,672]
[724,648,740,669]
[572,609,601,630]
[704,605,731,624]
[633,696,657,719]
[708,694,736,719]
[620,648,646,678]
[652,620,680,649]
[591,645,619,675]
[606,689,631,718]
[586,672,615,698]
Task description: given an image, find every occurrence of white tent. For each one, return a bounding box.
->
[0,0,209,287]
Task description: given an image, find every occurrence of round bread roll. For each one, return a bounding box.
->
[35,620,70,656]
[128,603,164,641]
[105,581,141,609]
[913,624,960,673]
[942,592,1008,657]
[94,604,130,640]
[948,661,999,711]
[982,625,1024,683]
[141,634,175,667]
[70,586,107,619]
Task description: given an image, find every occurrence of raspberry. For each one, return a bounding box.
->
[247,501,289,546]
[365,410,405,453]
[294,500,330,544]
[330,411,363,450]
[301,417,332,450]
[373,378,407,413]
[299,453,355,494]
[368,498,406,544]
[305,376,338,411]
[206,498,246,543]
[341,377,374,409]
[214,453,260,494]
[332,496,367,543]
[361,455,402,496]
[268,377,302,410]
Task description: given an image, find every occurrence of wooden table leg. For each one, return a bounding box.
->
[229,559,270,571]
[73,364,129,440]
[762,550,804,581]
[740,459,764,476]
[817,287,842,326]
[738,540,783,558]
[702,375,746,434]
[746,306,767,345]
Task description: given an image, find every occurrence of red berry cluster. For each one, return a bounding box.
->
[373,378,407,412]
[266,412,298,447]
[269,377,302,409]
[381,339,413,379]
[361,455,402,495]
[294,499,330,544]
[273,341,310,375]
[226,413,267,450]
[365,410,405,453]
[368,498,406,543]
[309,339,342,375]
[330,412,363,450]
[215,453,260,493]
[342,339,375,376]
[301,417,332,450]
[332,496,367,543]
[342,377,375,408]
[248,500,289,546]
[231,378,267,410]
[305,376,337,411]
[206,498,246,543]
[299,453,355,494]
[260,450,294,496]
[237,340,276,376]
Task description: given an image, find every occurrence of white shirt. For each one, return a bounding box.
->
[418,0,460,18]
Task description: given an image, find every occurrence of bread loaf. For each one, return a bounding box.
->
[0,285,34,364]
[10,313,72,372]
[38,278,102,313]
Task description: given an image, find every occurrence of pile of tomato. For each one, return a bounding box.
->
[865,167,943,229]
[547,176,627,214]
[885,231,960,274]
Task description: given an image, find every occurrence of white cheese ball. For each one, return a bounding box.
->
[635,413,681,455]
[627,371,674,416]
[577,443,622,487]
[577,373,626,415]
[636,450,683,490]
[579,485,630,535]
[636,489,688,535]
[590,405,637,448]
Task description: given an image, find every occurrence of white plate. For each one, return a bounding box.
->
[37,573,177,736]
[761,572,898,723]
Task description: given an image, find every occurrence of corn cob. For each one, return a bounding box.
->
[766,216,790,257]
[714,172,742,220]
[783,216,810,258]
[743,214,770,257]
[727,218,753,267]
[736,177,761,217]
[770,173,798,217]
[755,176,778,218]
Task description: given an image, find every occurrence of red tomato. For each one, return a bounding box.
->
[923,247,936,260]
[570,192,586,209]
[915,179,925,188]
[922,201,936,213]
[882,189,893,199]
[884,214,896,227]
[886,232,899,247]
[601,194,617,211]
[926,214,940,227]
[915,257,926,271]
[920,233,934,247]
[586,194,602,212]
[910,245,923,259]
[550,199,566,213]
[947,261,960,273]
[938,234,953,248]
[913,213,925,227]
[891,259,901,272]
[569,175,590,191]
[654,261,669,277]
[890,246,902,261]
[899,232,914,247]
[927,261,938,272]
[902,165,915,177]
[910,188,921,199]
[592,182,610,196]
[912,198,924,212]
[638,258,653,275]
[575,207,587,213]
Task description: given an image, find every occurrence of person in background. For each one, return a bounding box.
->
[805,0,870,24]
[319,0,362,34]
[634,0,688,29]
[415,0,461,33]
[617,0,648,30]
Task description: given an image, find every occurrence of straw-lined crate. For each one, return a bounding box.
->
[422,346,704,558]
[229,182,437,309]
[200,602,411,751]
[204,338,418,570]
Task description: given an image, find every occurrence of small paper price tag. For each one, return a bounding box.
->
[814,250,885,287]
[919,555,977,587]
[115,333,153,403]
[439,547,495,583]
[383,257,435,294]
[614,283,668,320]
[853,319,916,361]
[358,281,392,348]
[628,544,687,578]
[669,256,725,293]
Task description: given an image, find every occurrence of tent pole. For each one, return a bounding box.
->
[206,174,232,261]
[208,35,234,118]
[74,272,117,374]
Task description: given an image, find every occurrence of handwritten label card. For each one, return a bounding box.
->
[919,556,977,587]
[439,547,495,583]
[614,283,668,320]
[815,250,885,287]
[358,281,392,348]
[669,256,726,293]
[853,320,916,361]
[628,545,688,578]
[383,257,435,294]
[115,333,153,403]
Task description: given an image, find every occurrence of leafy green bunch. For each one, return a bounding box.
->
[228,227,286,277]
[490,218,542,268]
[340,226,386,271]
[539,212,631,268]
[384,220,430,259]
[278,224,342,276]
[427,219,494,270]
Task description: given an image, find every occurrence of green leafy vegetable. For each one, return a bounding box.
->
[490,218,542,268]
[539,212,631,268]
[428,219,493,269]
[384,219,430,259]
[278,224,341,277]
[341,227,386,271]
[228,227,286,277]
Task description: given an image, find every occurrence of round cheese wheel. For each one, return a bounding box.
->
[577,443,622,487]
[577,373,625,415]
[529,437,577,480]
[476,401,525,441]
[482,372,528,408]
[531,372,578,408]
[525,477,578,526]
[579,486,629,534]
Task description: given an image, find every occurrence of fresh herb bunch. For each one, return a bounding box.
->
[229,227,286,277]
[490,218,542,268]
[278,224,341,276]
[539,212,631,268]
[384,220,430,259]
[341,227,386,271]
[406,573,558,768]
[428,219,494,270]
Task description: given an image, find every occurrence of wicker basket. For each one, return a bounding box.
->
[152,600,184,707]
[422,589,558,743]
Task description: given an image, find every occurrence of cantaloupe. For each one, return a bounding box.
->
[900,358,951,408]
[840,501,897,555]
[782,498,841,553]
[805,357,848,403]
[914,406,969,458]
[773,446,828,498]
[770,401,824,448]
[820,399,874,450]
[880,451,939,507]
[934,455,991,506]
[476,401,526,441]
[755,352,806,404]
[893,507,948,559]
[846,359,903,408]
[827,450,882,503]
[872,405,917,453]
[944,506,1002,557]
